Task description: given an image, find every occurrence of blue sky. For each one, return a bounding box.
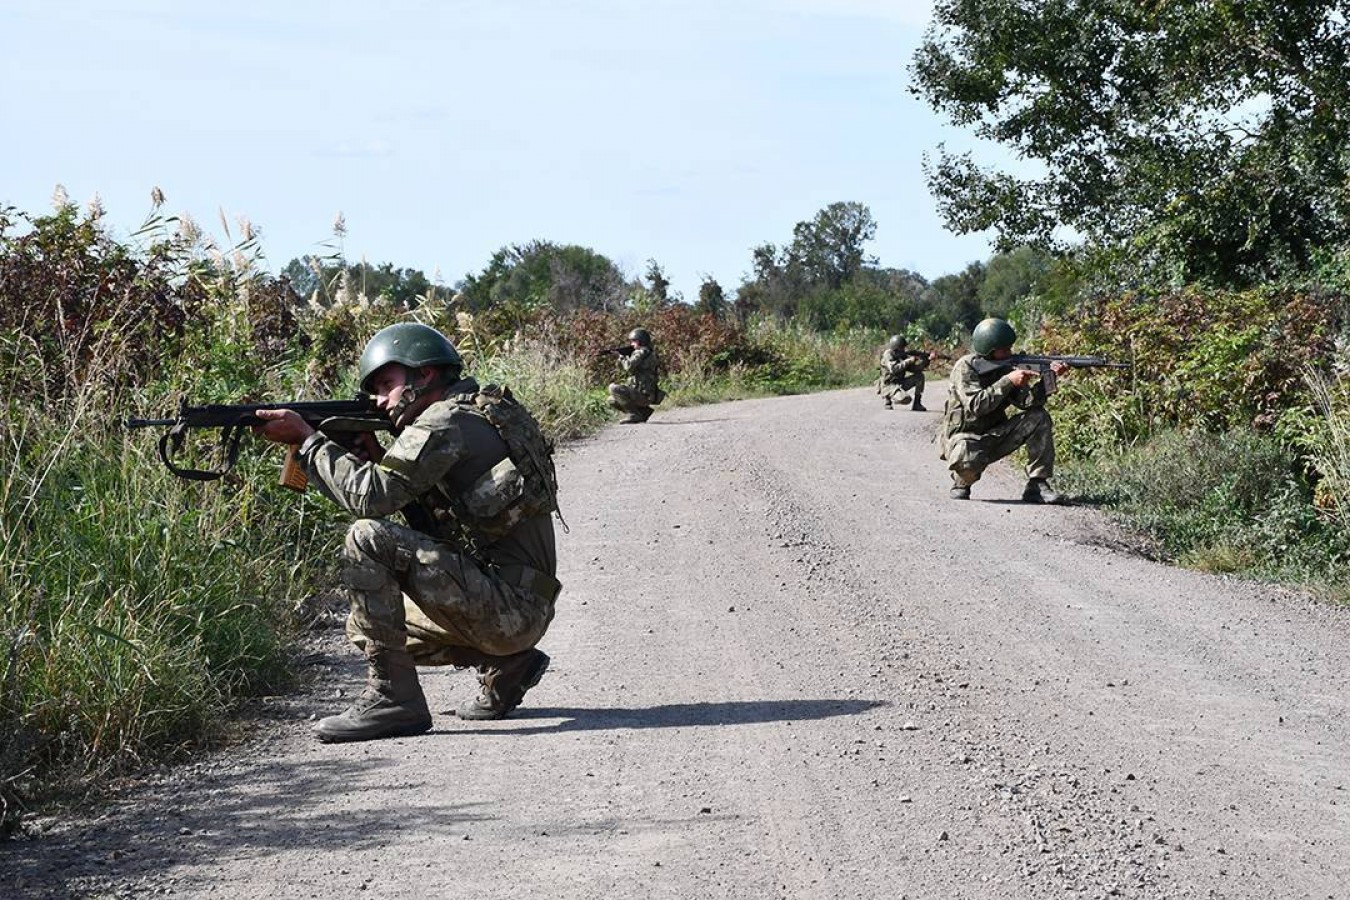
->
[3,0,1004,300]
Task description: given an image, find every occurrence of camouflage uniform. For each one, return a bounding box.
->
[878,346,930,408]
[607,345,662,418]
[939,353,1055,487]
[297,376,559,670]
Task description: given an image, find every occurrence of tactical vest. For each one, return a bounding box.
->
[434,384,563,548]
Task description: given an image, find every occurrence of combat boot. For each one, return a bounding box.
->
[1022,478,1065,504]
[457,648,550,720]
[949,484,971,500]
[883,397,893,409]
[314,650,432,743]
[911,400,927,412]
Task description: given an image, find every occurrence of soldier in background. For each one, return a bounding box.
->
[253,323,560,742]
[878,334,934,411]
[940,317,1069,503]
[606,327,664,424]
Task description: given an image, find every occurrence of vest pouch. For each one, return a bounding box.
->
[464,456,525,520]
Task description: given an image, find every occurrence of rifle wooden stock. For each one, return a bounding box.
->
[279,445,308,492]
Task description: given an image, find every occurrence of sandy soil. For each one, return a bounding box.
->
[5,387,1348,899]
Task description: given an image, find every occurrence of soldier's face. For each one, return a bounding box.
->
[369,364,413,412]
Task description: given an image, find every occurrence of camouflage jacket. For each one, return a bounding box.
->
[942,353,1047,439]
[297,377,556,575]
[621,345,660,402]
[881,347,929,380]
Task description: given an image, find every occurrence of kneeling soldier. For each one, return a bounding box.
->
[940,317,1069,503]
[606,327,663,424]
[878,334,933,411]
[254,323,561,742]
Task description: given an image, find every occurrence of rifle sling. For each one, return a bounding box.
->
[158,422,244,481]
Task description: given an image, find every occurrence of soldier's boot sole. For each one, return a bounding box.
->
[457,650,550,721]
[314,695,432,743]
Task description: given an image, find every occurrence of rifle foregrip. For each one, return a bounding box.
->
[279,445,309,493]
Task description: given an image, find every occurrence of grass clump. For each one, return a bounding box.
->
[1060,428,1350,594]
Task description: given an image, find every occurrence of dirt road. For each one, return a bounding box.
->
[6,387,1349,899]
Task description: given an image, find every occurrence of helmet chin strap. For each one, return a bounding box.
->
[388,367,457,430]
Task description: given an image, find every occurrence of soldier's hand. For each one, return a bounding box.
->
[1050,361,1070,377]
[252,408,316,445]
[351,431,385,463]
[1006,369,1038,388]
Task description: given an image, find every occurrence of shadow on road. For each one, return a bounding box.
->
[2,754,490,898]
[450,698,887,736]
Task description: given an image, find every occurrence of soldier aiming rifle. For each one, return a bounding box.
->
[878,334,943,411]
[604,327,664,424]
[939,317,1129,504]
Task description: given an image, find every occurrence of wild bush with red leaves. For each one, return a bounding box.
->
[0,204,207,402]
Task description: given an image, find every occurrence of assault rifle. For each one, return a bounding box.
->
[970,354,1130,401]
[903,347,953,362]
[126,398,390,490]
[595,345,635,357]
[1007,354,1130,371]
[971,353,1130,377]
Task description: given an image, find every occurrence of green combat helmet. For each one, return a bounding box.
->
[886,334,907,350]
[358,323,463,394]
[627,327,652,348]
[971,317,1016,357]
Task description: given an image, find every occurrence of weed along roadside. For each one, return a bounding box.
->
[0,199,884,833]
[2,195,1348,854]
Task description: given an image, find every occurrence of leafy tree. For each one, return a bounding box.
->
[282,256,441,308]
[735,242,801,319]
[644,259,672,306]
[735,202,879,319]
[280,256,319,299]
[911,0,1350,285]
[790,201,878,289]
[695,275,728,319]
[977,246,1053,318]
[458,241,628,314]
[925,260,987,335]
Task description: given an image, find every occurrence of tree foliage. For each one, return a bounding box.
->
[695,275,728,320]
[281,257,442,309]
[457,240,629,314]
[736,201,879,319]
[911,0,1350,285]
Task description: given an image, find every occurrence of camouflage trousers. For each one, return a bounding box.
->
[879,371,925,404]
[342,518,556,663]
[607,383,653,414]
[944,407,1055,485]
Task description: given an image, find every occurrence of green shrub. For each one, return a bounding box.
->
[1061,428,1349,588]
[1039,285,1339,443]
